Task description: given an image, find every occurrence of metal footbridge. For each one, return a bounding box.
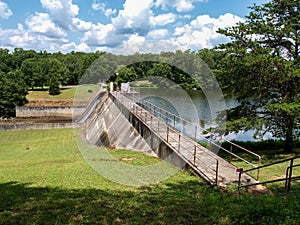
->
[110,91,261,186]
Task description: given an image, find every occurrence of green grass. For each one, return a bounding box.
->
[1,129,300,224]
[27,88,76,104]
[109,149,162,166]
[218,149,300,192]
[130,80,157,88]
[26,85,99,105]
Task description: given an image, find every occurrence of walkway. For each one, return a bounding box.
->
[111,92,258,186]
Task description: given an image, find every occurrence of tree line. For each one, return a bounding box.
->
[0,48,219,119]
[0,49,103,116]
[0,0,299,152]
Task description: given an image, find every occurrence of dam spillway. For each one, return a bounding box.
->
[78,91,258,186]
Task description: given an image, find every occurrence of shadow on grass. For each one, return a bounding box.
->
[1,181,300,225]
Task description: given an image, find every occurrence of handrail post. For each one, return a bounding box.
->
[238,171,242,194]
[230,144,233,164]
[173,115,176,127]
[167,127,169,143]
[159,108,162,120]
[209,132,212,152]
[178,134,181,153]
[133,89,135,102]
[287,158,294,193]
[285,166,290,192]
[215,160,219,185]
[194,145,197,165]
[257,156,261,180]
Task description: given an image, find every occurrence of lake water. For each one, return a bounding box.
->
[137,88,272,142]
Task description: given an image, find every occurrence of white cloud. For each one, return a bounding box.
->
[155,0,206,12]
[174,27,186,36]
[25,13,67,38]
[92,1,117,17]
[0,0,89,52]
[92,2,105,11]
[48,41,90,53]
[83,0,155,49]
[59,42,91,52]
[1,27,32,48]
[0,24,71,52]
[40,0,79,30]
[112,0,153,35]
[172,13,244,49]
[147,29,168,39]
[151,13,176,26]
[82,23,126,47]
[25,12,67,38]
[0,0,245,54]
[121,0,153,17]
[105,8,117,17]
[76,42,90,52]
[190,13,242,29]
[179,14,192,20]
[0,1,12,19]
[108,36,185,55]
[72,18,92,32]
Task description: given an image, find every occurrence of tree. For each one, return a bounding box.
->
[0,70,28,117]
[20,58,46,90]
[0,48,13,73]
[217,0,300,152]
[11,48,38,69]
[46,59,66,95]
[48,76,61,95]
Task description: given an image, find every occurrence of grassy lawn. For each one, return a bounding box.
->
[1,129,300,224]
[26,85,99,106]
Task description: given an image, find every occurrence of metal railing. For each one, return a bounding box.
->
[136,97,261,179]
[112,91,220,185]
[238,156,300,193]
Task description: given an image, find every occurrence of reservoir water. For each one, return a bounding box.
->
[138,88,272,142]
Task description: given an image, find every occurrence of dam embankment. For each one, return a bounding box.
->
[82,92,189,168]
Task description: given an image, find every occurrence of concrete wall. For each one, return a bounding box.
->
[16,106,86,119]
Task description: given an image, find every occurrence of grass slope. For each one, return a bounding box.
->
[26,85,99,106]
[0,129,300,224]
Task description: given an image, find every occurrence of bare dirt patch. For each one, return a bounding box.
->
[25,100,73,107]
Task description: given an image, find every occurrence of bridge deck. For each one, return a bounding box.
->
[111,92,257,186]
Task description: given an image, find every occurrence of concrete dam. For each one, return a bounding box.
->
[78,91,258,187]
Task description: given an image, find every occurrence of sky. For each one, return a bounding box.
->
[0,0,269,54]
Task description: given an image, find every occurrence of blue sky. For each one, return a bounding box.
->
[0,0,269,53]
